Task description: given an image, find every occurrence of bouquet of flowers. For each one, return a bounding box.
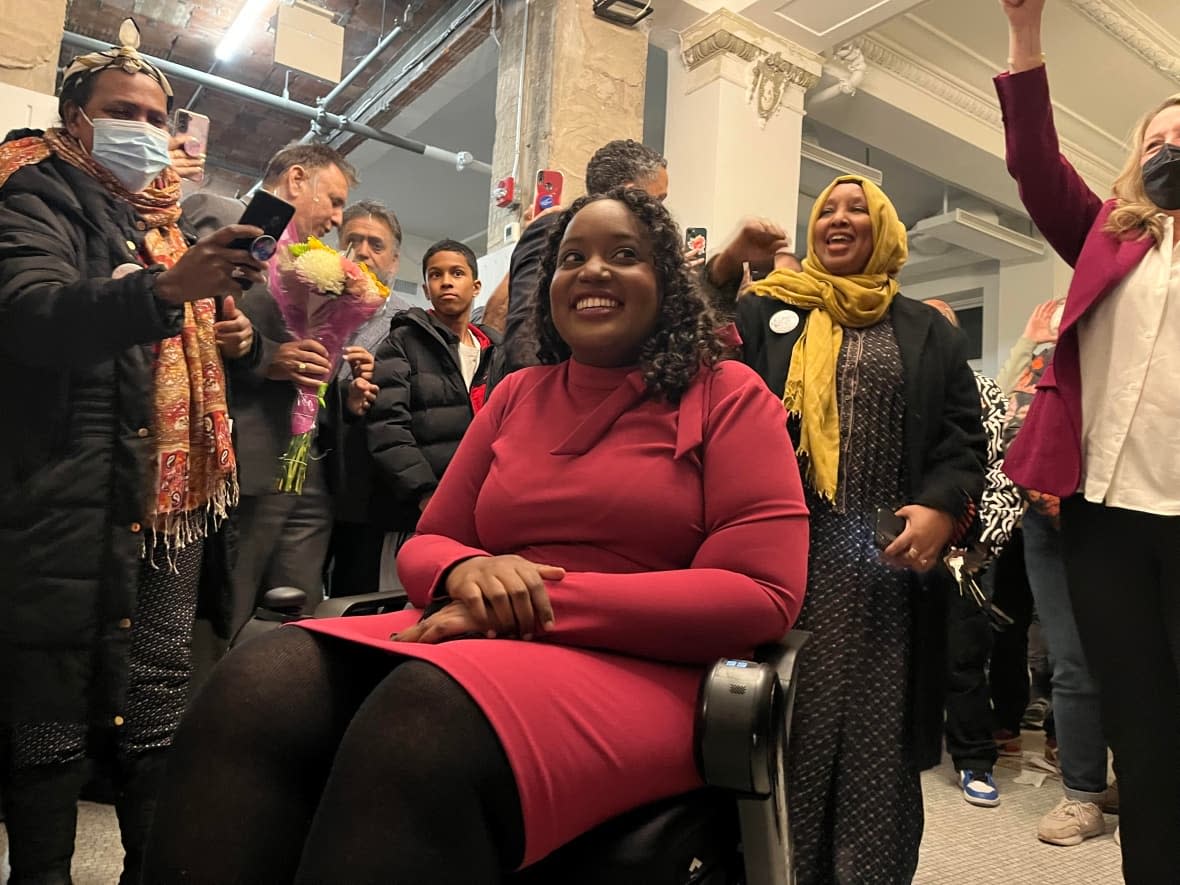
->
[269,233,390,493]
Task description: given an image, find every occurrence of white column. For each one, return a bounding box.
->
[663,9,822,247]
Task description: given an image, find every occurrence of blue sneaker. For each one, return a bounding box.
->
[959,769,1001,807]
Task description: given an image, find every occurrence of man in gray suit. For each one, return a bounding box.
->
[320,201,413,595]
[183,143,358,638]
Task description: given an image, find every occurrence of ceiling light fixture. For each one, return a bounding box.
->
[216,0,274,62]
[592,0,653,28]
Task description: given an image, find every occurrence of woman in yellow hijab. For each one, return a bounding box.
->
[734,175,987,884]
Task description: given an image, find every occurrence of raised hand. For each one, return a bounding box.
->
[169,134,205,182]
[1022,298,1064,343]
[999,0,1047,28]
[1000,0,1046,73]
[709,217,792,287]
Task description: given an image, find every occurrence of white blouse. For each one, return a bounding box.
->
[1078,215,1180,515]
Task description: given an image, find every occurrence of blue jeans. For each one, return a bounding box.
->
[1022,509,1108,800]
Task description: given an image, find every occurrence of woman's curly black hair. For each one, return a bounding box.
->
[527,186,725,403]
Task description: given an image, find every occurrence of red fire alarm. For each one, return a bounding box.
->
[493,176,516,208]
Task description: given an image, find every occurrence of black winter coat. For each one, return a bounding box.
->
[0,138,235,726]
[736,292,987,770]
[486,211,562,392]
[366,308,499,531]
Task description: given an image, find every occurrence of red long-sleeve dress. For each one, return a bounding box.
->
[299,358,809,865]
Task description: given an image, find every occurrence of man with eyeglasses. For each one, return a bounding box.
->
[321,201,412,596]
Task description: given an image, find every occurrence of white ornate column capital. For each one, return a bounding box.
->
[678,8,823,125]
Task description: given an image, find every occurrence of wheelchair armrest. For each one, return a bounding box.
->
[259,586,308,616]
[754,629,809,697]
[314,590,411,619]
[755,628,810,751]
[695,629,809,885]
[694,629,809,796]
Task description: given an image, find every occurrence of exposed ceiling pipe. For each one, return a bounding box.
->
[299,22,405,146]
[331,0,490,141]
[508,0,529,185]
[302,21,407,140]
[186,60,219,110]
[59,30,492,176]
[809,43,867,107]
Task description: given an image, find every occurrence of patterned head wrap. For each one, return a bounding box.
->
[61,18,174,109]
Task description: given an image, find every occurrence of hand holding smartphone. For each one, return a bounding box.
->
[533,170,564,215]
[685,227,708,262]
[227,191,296,289]
[173,109,210,158]
[171,109,210,182]
[873,508,908,551]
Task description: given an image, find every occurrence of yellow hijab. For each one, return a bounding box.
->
[746,175,908,501]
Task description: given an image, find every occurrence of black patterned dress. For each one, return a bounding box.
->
[787,319,926,884]
[7,541,203,769]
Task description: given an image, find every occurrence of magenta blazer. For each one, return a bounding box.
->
[994,66,1154,497]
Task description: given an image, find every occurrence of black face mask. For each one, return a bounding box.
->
[1142,143,1180,211]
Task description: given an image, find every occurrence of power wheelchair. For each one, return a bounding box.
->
[235,587,807,885]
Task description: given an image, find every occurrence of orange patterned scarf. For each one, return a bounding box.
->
[0,130,237,554]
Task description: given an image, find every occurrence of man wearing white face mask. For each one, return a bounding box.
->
[0,17,267,884]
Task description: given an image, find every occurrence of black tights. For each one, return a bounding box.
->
[143,627,524,884]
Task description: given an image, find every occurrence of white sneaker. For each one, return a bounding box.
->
[1037,799,1106,846]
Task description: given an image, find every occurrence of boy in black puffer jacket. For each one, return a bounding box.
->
[366,239,500,552]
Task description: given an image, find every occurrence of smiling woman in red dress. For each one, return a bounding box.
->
[145,186,810,884]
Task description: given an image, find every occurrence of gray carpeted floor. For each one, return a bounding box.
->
[1,733,1124,884]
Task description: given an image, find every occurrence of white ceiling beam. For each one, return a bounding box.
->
[1067,0,1180,85]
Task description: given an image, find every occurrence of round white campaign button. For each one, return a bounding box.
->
[769,309,800,334]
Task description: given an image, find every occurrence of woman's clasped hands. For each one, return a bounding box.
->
[393,555,566,645]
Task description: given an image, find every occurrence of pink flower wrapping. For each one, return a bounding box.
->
[268,227,389,492]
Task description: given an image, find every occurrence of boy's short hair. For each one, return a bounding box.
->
[422,239,479,279]
[585,139,667,194]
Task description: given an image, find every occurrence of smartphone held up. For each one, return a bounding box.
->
[533,170,564,216]
[227,191,296,289]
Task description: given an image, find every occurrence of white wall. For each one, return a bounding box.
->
[0,82,57,134]
[904,265,1000,374]
[903,250,1073,379]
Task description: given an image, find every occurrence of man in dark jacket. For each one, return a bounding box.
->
[367,239,499,579]
[0,22,266,883]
